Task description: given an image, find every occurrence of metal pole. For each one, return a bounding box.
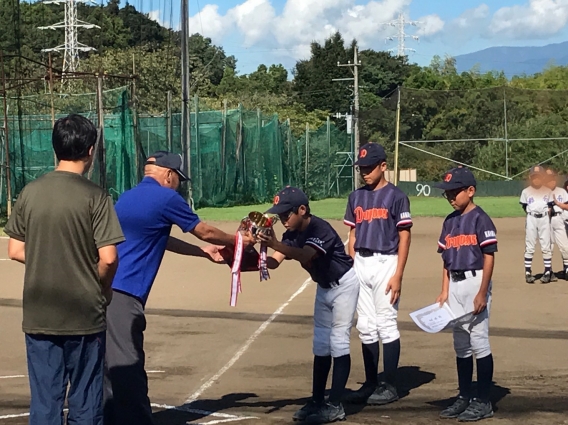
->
[1,50,13,217]
[96,72,107,190]
[353,46,360,158]
[48,53,57,169]
[286,118,291,185]
[194,94,200,203]
[503,87,509,178]
[180,0,192,204]
[327,115,331,196]
[394,86,401,186]
[166,90,172,151]
[305,123,309,189]
[221,99,227,168]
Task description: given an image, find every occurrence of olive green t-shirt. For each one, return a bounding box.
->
[4,171,125,335]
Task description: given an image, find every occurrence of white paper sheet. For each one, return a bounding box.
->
[409,303,473,334]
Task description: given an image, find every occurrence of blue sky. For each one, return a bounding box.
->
[118,0,568,74]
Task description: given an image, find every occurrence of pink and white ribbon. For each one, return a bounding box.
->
[230,231,244,307]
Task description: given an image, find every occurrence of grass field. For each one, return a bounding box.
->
[197,196,523,221]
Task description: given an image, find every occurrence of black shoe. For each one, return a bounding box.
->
[541,271,552,284]
[367,382,399,405]
[457,399,494,422]
[440,396,470,419]
[293,400,321,422]
[550,272,558,282]
[305,402,346,424]
[342,382,376,404]
[525,272,536,284]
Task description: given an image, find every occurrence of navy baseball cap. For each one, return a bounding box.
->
[266,186,309,214]
[354,142,387,167]
[435,167,477,190]
[146,151,189,181]
[529,165,545,176]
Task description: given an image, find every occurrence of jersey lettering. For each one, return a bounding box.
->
[354,206,389,223]
[445,234,478,250]
[484,230,496,238]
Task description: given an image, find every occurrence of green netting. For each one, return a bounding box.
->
[1,90,353,215]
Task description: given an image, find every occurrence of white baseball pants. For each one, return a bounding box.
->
[550,215,568,261]
[525,214,551,259]
[313,268,359,358]
[354,253,400,345]
[448,271,492,359]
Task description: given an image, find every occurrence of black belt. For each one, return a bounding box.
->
[356,248,379,257]
[449,270,476,282]
[529,212,545,218]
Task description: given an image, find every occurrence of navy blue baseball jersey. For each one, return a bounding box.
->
[437,207,498,271]
[282,216,353,288]
[344,183,412,254]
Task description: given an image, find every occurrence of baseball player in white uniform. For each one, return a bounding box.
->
[546,168,568,279]
[342,142,412,405]
[520,166,553,284]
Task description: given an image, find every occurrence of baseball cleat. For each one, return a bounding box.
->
[541,271,552,284]
[367,382,399,405]
[293,400,321,422]
[342,382,376,404]
[457,399,494,422]
[550,272,558,282]
[525,273,536,284]
[305,402,346,424]
[440,396,470,419]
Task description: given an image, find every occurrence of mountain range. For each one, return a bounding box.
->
[454,41,568,77]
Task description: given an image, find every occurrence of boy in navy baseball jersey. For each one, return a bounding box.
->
[435,167,496,422]
[342,142,412,406]
[256,186,359,424]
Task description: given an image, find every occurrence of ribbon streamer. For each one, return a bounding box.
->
[230,231,244,307]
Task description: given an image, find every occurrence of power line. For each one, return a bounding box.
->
[383,13,421,57]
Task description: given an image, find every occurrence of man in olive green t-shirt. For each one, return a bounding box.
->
[5,114,124,425]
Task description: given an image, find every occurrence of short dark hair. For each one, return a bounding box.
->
[52,114,97,161]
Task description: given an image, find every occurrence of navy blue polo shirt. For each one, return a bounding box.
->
[112,177,200,304]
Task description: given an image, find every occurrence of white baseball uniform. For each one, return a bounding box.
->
[549,187,568,271]
[520,186,552,271]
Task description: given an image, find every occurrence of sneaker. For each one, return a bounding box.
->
[342,382,376,404]
[457,399,494,422]
[367,382,399,405]
[305,402,346,424]
[525,273,536,284]
[293,400,321,422]
[440,396,470,419]
[550,272,558,282]
[541,271,552,284]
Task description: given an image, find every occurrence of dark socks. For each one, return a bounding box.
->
[361,342,379,385]
[544,258,552,273]
[329,355,351,405]
[457,356,474,399]
[312,355,332,403]
[476,354,494,403]
[383,339,401,386]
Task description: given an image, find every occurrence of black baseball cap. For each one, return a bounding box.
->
[435,167,477,190]
[266,186,309,214]
[354,142,387,167]
[146,151,189,181]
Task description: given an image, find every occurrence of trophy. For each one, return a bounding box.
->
[219,212,279,307]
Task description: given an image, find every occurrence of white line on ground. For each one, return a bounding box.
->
[184,239,349,405]
[0,412,29,420]
[194,417,257,425]
[0,375,26,379]
[150,403,256,421]
[147,370,166,373]
[0,259,11,261]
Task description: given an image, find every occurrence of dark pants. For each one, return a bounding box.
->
[103,290,153,425]
[25,332,105,425]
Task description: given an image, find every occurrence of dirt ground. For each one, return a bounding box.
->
[1,217,568,425]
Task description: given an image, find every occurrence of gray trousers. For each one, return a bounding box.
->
[103,290,154,425]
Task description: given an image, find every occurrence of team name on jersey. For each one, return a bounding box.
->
[354,206,389,223]
[445,234,478,249]
[400,212,411,219]
[484,230,496,238]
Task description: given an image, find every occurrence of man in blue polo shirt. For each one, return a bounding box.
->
[103,151,253,425]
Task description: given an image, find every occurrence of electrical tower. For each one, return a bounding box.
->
[385,13,421,57]
[38,0,100,79]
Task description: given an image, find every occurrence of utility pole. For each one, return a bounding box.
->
[180,0,193,206]
[38,0,100,88]
[334,46,362,187]
[385,13,421,57]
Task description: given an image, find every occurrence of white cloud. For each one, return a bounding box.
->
[490,0,568,39]
[188,0,442,61]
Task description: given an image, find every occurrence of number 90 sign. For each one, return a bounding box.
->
[416,184,431,197]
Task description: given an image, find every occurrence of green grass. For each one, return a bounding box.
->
[196,196,524,222]
[0,197,522,235]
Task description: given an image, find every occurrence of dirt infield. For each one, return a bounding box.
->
[1,217,568,424]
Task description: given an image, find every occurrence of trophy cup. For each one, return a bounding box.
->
[219,212,279,307]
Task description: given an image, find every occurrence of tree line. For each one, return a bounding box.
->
[2,1,568,179]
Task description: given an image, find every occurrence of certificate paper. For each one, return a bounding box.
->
[409,303,473,334]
